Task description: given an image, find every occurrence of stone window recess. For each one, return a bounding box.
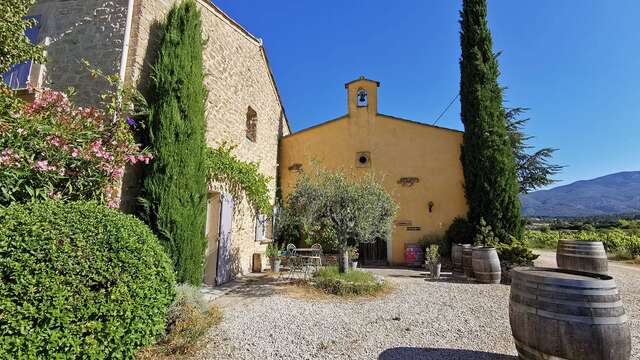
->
[255,213,268,241]
[246,106,257,142]
[356,152,371,167]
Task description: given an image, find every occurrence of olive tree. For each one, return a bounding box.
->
[286,168,397,273]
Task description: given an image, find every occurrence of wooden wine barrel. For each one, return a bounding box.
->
[471,247,501,284]
[451,244,464,273]
[557,239,608,275]
[510,267,630,360]
[404,243,424,267]
[462,245,474,279]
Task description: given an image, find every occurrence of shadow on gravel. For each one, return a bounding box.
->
[423,274,475,284]
[379,347,517,360]
[225,276,287,299]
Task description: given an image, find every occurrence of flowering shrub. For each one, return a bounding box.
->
[0,85,151,207]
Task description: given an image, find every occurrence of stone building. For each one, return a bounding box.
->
[279,77,468,266]
[6,0,290,285]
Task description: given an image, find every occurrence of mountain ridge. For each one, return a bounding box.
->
[521,171,640,218]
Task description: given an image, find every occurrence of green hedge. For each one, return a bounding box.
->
[440,217,473,256]
[525,229,640,258]
[0,201,176,359]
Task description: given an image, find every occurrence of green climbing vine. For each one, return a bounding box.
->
[206,143,272,215]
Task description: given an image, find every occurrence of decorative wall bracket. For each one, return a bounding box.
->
[288,163,303,172]
[398,177,420,187]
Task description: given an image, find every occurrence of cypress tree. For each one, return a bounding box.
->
[141,0,208,285]
[459,0,523,240]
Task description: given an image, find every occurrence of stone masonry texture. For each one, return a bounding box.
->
[31,0,290,280]
[29,0,129,106]
[127,0,290,278]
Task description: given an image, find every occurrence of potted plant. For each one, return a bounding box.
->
[472,218,502,284]
[265,242,281,273]
[425,244,441,279]
[349,247,359,269]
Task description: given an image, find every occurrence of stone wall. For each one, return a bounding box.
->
[127,0,290,280]
[29,0,129,106]
[28,0,290,282]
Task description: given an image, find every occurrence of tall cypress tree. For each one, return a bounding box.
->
[459,0,523,240]
[141,0,208,285]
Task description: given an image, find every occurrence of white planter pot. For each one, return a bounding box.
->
[430,263,441,279]
[351,261,358,269]
[271,259,281,273]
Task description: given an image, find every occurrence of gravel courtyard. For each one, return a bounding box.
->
[196,253,639,360]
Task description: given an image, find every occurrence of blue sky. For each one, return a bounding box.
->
[214,0,639,188]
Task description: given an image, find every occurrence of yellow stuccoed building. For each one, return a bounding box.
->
[279,77,468,265]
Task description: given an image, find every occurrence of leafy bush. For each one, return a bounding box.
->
[425,244,441,265]
[265,242,281,262]
[496,238,538,266]
[474,217,498,247]
[0,86,150,208]
[143,284,222,356]
[207,144,272,215]
[313,266,385,296]
[440,217,473,256]
[0,201,175,358]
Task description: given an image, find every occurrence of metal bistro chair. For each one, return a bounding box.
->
[285,244,304,280]
[307,243,323,275]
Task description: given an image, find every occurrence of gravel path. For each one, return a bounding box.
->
[196,253,639,360]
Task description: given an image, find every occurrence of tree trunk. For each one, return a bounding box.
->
[338,244,349,273]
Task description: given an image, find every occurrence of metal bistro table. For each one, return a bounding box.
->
[293,248,322,279]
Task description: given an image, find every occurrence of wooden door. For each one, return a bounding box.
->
[216,193,234,285]
[359,238,388,266]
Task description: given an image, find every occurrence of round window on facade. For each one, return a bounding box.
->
[356,152,370,167]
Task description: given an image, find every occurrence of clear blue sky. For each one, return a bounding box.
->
[214,0,639,188]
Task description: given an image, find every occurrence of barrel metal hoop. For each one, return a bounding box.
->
[558,252,606,258]
[510,301,628,325]
[512,280,619,296]
[510,287,625,309]
[512,275,616,288]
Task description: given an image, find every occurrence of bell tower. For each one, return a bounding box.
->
[345,76,380,115]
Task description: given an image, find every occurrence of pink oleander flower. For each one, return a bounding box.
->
[34,160,57,172]
[71,148,80,158]
[46,135,64,147]
[137,153,154,165]
[111,167,124,180]
[107,198,120,209]
[91,139,103,152]
[126,154,137,164]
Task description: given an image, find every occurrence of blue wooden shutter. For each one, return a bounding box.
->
[1,16,41,90]
[216,193,235,285]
